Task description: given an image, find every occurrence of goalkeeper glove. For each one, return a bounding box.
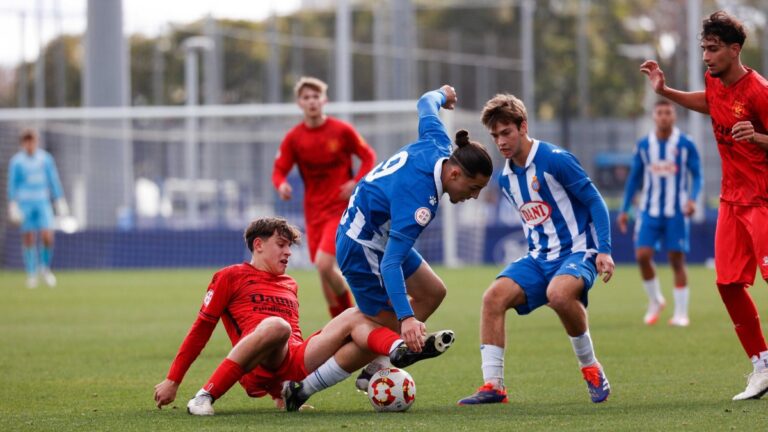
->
[8,201,23,225]
[55,198,70,217]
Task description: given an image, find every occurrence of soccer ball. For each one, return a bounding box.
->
[367,367,416,412]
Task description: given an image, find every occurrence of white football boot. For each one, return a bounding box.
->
[732,370,768,401]
[40,268,57,287]
[187,390,215,415]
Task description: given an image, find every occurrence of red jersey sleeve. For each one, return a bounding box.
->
[166,317,217,383]
[198,271,232,323]
[272,131,297,189]
[344,124,377,183]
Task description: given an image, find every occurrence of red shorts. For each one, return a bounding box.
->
[239,331,320,399]
[715,202,768,285]
[306,216,340,263]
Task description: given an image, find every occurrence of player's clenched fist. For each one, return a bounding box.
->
[439,85,457,110]
[153,378,180,409]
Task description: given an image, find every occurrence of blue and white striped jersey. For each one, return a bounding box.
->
[340,90,449,251]
[620,127,702,217]
[499,140,611,261]
[7,149,64,203]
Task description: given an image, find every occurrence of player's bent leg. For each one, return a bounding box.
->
[404,261,447,321]
[459,278,525,406]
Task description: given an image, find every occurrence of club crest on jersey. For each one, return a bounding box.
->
[531,175,541,192]
[203,290,214,306]
[519,201,552,227]
[732,100,746,119]
[414,207,432,226]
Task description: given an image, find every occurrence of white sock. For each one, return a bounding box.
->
[673,286,689,317]
[752,350,768,373]
[570,331,597,367]
[300,357,351,398]
[480,344,505,388]
[643,277,664,303]
[388,339,404,355]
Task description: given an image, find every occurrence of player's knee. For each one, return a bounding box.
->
[260,317,292,344]
[546,290,576,312]
[483,283,518,312]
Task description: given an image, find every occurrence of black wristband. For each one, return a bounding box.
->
[398,315,414,322]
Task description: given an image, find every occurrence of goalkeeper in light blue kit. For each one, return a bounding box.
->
[459,93,615,405]
[7,129,69,288]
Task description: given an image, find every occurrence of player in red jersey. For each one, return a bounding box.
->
[641,10,768,400]
[272,77,377,318]
[153,217,452,415]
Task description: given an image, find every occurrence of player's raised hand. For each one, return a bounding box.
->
[596,253,615,283]
[400,317,426,352]
[277,182,293,201]
[616,212,629,234]
[439,85,457,110]
[639,60,666,94]
[153,378,180,409]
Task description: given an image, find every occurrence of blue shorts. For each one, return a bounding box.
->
[336,232,423,317]
[19,200,55,232]
[497,252,597,315]
[634,212,689,253]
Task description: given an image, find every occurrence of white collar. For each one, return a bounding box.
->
[502,139,539,175]
[433,157,447,197]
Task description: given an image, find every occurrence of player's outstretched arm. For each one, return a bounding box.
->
[640,60,708,114]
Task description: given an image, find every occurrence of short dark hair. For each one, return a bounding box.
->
[701,10,746,47]
[20,129,36,142]
[654,99,674,108]
[449,129,493,178]
[244,217,301,252]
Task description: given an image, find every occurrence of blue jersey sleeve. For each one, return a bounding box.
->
[685,139,702,202]
[620,145,644,213]
[45,153,64,200]
[7,157,20,201]
[416,90,450,149]
[380,234,416,320]
[554,151,611,254]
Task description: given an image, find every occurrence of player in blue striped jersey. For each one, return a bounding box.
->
[7,130,69,288]
[459,94,615,405]
[335,85,493,389]
[617,100,702,327]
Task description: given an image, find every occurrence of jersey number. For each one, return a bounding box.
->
[365,151,408,182]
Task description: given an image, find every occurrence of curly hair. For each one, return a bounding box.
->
[701,10,746,47]
[244,217,301,252]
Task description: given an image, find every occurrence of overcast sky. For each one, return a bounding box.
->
[0,0,301,67]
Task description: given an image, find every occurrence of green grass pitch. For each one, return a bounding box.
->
[1,264,767,431]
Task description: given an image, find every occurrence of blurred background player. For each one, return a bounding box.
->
[641,10,768,401]
[272,77,377,318]
[617,100,702,327]
[458,93,615,405]
[6,129,69,288]
[336,84,492,389]
[153,217,451,415]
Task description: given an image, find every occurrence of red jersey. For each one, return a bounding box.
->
[166,263,302,383]
[272,116,376,222]
[705,68,768,206]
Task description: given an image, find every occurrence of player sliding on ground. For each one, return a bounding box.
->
[641,10,768,401]
[458,93,615,405]
[332,84,493,391]
[153,217,452,415]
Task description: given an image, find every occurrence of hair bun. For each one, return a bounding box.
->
[455,129,470,147]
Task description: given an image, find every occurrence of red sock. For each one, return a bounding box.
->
[367,327,402,356]
[718,283,768,359]
[329,291,355,317]
[203,358,246,400]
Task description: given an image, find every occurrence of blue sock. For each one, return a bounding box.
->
[40,246,52,269]
[23,246,38,277]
